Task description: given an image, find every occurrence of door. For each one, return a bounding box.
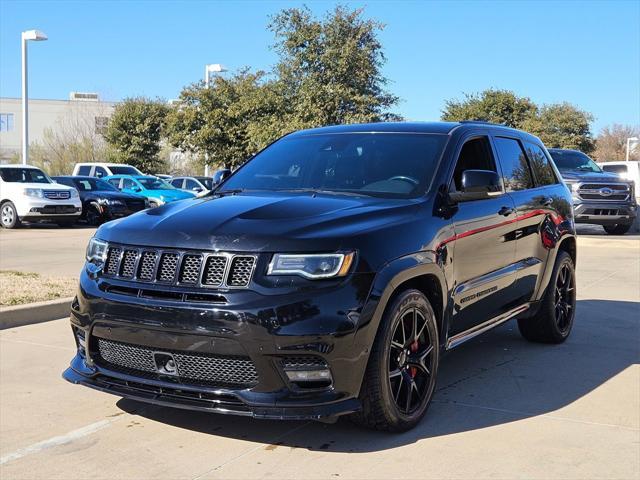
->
[449,135,520,335]
[494,138,565,303]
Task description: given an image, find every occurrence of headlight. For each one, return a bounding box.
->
[108,199,125,206]
[70,189,79,198]
[86,237,108,266]
[565,182,579,195]
[24,188,43,198]
[267,252,355,279]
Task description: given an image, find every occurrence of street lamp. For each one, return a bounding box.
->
[626,137,639,162]
[203,63,227,175]
[21,29,48,165]
[204,63,227,88]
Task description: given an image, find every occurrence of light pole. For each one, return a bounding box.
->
[626,137,639,162]
[203,64,227,175]
[21,29,48,165]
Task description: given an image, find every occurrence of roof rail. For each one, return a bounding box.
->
[459,120,508,127]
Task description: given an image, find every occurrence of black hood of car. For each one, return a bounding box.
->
[81,191,145,202]
[97,191,420,252]
[558,169,626,183]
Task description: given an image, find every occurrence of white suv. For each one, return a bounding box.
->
[72,163,143,178]
[0,165,82,229]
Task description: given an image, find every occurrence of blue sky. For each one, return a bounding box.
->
[1,0,638,133]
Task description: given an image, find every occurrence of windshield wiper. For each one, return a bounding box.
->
[214,188,245,196]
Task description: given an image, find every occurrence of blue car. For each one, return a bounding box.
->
[104,175,196,207]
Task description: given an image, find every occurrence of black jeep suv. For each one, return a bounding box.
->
[63,122,577,431]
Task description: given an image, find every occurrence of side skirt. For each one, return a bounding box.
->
[445,303,530,350]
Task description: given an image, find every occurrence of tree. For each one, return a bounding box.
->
[104,98,169,172]
[441,89,595,153]
[522,103,595,154]
[270,6,399,129]
[441,89,537,128]
[594,124,640,161]
[165,70,283,169]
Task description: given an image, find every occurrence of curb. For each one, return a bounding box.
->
[0,297,72,330]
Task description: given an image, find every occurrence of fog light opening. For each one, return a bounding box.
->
[75,328,86,356]
[284,368,333,389]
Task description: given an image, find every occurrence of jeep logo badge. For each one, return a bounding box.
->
[599,187,614,197]
[153,352,178,375]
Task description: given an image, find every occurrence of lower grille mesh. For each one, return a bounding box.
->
[96,338,259,387]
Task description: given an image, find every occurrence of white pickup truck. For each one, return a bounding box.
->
[0,165,82,228]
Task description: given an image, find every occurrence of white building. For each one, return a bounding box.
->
[0,92,115,163]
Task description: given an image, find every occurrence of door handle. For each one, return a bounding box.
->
[540,196,553,206]
[498,206,514,216]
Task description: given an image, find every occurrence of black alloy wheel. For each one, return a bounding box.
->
[554,262,575,334]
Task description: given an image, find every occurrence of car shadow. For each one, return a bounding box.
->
[116,298,639,453]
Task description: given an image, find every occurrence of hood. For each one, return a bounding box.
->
[98,191,419,252]
[19,182,75,191]
[147,189,194,200]
[559,169,627,183]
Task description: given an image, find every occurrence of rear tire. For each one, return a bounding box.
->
[0,202,20,229]
[351,289,439,432]
[518,251,576,343]
[603,224,631,235]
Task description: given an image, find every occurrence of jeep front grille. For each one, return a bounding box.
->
[102,244,256,288]
[96,338,259,387]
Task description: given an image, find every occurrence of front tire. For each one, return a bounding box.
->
[1,202,21,229]
[603,224,631,235]
[85,203,103,226]
[518,251,576,343]
[351,289,439,431]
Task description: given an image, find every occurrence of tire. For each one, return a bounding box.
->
[1,201,21,229]
[86,203,103,226]
[351,289,439,432]
[518,251,576,344]
[603,224,631,235]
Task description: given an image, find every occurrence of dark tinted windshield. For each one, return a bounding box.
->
[73,178,118,192]
[196,177,213,189]
[109,166,140,175]
[221,133,447,197]
[137,177,173,190]
[549,150,601,173]
[0,168,51,183]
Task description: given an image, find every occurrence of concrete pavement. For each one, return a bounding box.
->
[0,235,638,479]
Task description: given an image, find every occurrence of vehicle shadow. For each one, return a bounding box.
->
[117,299,639,453]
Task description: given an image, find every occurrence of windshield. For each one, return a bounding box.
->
[196,177,213,189]
[221,133,448,198]
[549,150,601,173]
[110,166,141,175]
[0,167,51,183]
[73,178,118,192]
[137,177,174,190]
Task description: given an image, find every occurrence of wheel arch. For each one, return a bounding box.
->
[534,233,577,302]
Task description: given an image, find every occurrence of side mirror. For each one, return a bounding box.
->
[449,170,502,202]
[212,169,232,186]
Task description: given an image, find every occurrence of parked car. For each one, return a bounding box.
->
[72,163,143,178]
[64,121,577,431]
[597,161,640,203]
[0,165,82,228]
[548,149,637,235]
[53,176,148,226]
[104,174,196,207]
[170,176,214,196]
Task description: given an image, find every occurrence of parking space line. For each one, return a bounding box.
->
[0,337,75,352]
[0,419,113,466]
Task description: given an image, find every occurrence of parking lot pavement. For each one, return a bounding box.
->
[0,225,95,277]
[0,236,638,480]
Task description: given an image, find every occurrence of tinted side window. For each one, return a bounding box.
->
[108,178,121,189]
[451,136,498,191]
[122,178,136,189]
[94,167,108,178]
[525,143,557,186]
[77,166,91,175]
[171,179,183,188]
[185,179,200,190]
[494,137,533,191]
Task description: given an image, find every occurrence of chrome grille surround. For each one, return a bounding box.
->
[96,338,259,387]
[576,182,631,202]
[43,190,71,200]
[101,243,257,289]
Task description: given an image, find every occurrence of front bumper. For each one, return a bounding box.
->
[15,196,82,217]
[573,201,637,225]
[62,268,376,420]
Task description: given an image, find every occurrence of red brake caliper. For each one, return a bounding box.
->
[409,340,419,378]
